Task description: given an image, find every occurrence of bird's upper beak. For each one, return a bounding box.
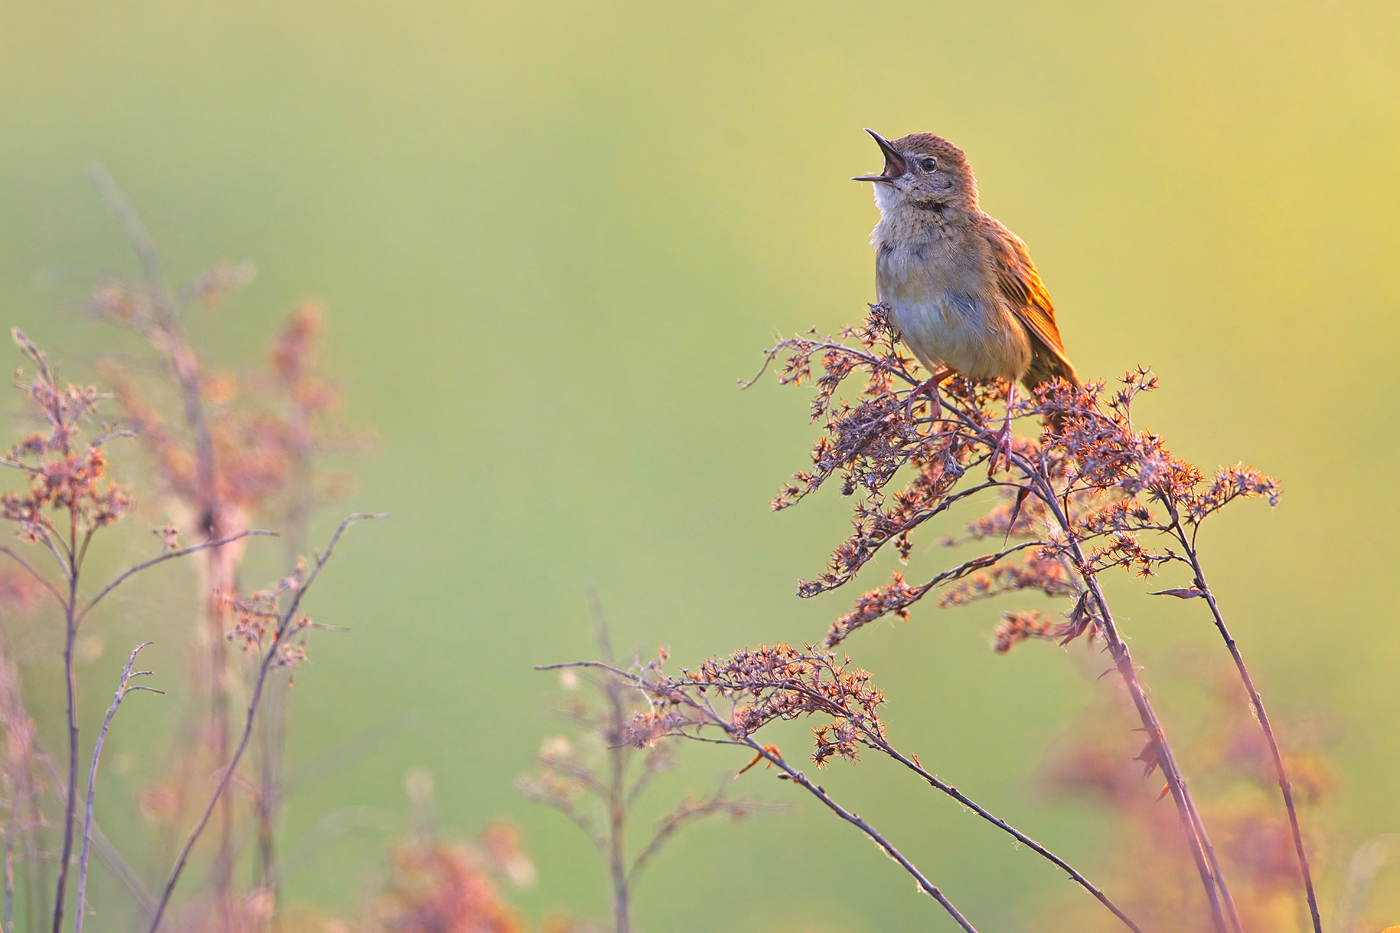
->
[852,129,906,183]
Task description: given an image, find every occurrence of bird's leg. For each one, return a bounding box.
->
[905,368,953,426]
[988,381,1018,476]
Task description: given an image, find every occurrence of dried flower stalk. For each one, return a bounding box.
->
[731,307,1306,931]
[548,306,1314,931]
[145,511,384,933]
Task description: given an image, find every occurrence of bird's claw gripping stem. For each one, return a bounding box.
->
[988,420,1014,476]
[904,369,952,426]
[987,381,1019,476]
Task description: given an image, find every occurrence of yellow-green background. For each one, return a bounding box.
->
[0,1,1396,929]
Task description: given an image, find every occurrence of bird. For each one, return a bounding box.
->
[853,129,1078,446]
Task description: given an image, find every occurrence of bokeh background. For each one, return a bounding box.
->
[1,1,1397,929]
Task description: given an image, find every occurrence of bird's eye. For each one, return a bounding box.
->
[918,157,938,172]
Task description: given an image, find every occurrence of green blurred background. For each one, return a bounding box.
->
[0,0,1397,929]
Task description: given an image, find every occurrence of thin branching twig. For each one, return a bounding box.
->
[538,660,982,933]
[74,643,163,933]
[76,530,277,626]
[146,512,384,933]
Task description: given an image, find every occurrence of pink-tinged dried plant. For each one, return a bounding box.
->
[84,164,370,928]
[0,330,272,933]
[361,772,537,933]
[746,308,1304,933]
[549,305,1313,933]
[147,512,384,933]
[0,170,386,933]
[1039,661,1332,933]
[545,637,1141,933]
[366,842,524,933]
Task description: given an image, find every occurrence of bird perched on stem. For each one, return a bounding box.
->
[854,129,1078,453]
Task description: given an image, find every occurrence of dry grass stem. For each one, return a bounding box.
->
[74,642,163,933]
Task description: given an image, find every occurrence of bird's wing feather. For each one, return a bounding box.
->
[978,215,1073,370]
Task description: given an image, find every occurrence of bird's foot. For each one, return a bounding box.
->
[988,419,1014,477]
[904,369,952,426]
[987,381,1020,476]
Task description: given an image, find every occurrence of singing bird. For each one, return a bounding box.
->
[854,129,1078,431]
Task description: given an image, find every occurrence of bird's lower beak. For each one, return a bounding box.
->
[852,129,906,183]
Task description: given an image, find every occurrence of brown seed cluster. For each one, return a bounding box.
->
[366,842,524,933]
[627,644,886,768]
[217,559,314,669]
[0,331,131,543]
[991,610,1056,654]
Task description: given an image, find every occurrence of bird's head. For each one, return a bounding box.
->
[854,130,978,212]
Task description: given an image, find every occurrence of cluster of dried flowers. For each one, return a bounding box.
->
[0,172,594,933]
[553,306,1315,933]
[0,333,132,542]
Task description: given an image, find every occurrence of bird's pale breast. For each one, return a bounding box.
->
[875,238,1031,381]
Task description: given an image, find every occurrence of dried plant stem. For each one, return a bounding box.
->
[33,714,156,917]
[606,702,629,933]
[89,162,236,919]
[0,547,65,608]
[28,789,45,933]
[4,783,15,933]
[254,670,289,905]
[875,744,1143,933]
[931,393,1239,933]
[538,662,980,933]
[701,735,978,933]
[146,513,384,933]
[86,163,215,509]
[206,575,236,926]
[76,530,277,627]
[53,523,80,933]
[74,644,162,933]
[651,663,1138,930]
[590,593,631,933]
[28,525,270,932]
[254,422,317,914]
[1184,547,1323,933]
[1075,555,1231,933]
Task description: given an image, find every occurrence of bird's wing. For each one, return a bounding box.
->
[978,214,1074,373]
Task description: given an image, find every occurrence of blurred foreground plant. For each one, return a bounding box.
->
[522,595,777,933]
[1041,655,1334,932]
[0,329,274,933]
[543,306,1320,932]
[86,164,365,924]
[0,171,382,933]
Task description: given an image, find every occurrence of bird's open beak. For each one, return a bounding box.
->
[852,129,906,183]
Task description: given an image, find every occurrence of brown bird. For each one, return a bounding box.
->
[854,129,1078,442]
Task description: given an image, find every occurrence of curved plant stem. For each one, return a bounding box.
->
[740,741,980,933]
[538,660,984,933]
[877,744,1144,933]
[1185,549,1323,933]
